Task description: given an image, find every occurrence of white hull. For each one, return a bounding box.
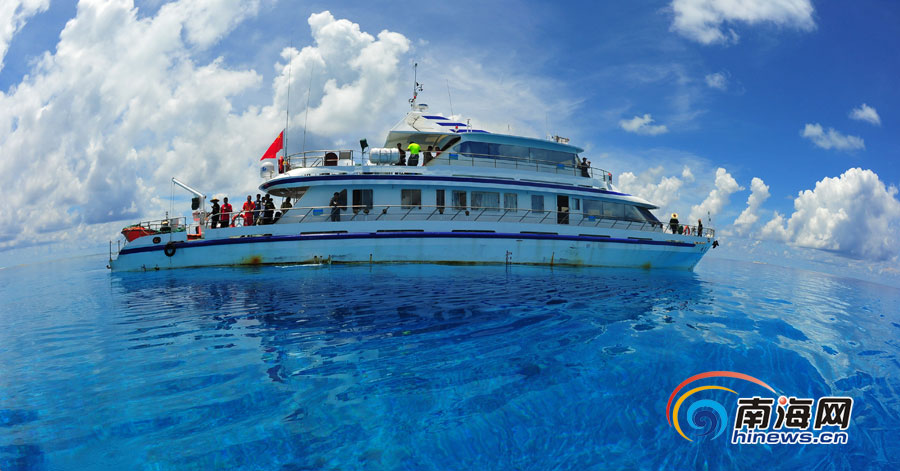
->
[110,221,710,271]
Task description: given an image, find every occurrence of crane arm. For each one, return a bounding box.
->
[171,177,205,199]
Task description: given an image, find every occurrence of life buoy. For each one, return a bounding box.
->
[684,226,691,236]
[164,241,177,257]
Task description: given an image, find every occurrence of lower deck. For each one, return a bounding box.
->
[110,214,711,271]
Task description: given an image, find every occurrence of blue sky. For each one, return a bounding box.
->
[0,0,898,283]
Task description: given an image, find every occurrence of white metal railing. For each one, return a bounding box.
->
[280,150,612,182]
[203,204,714,238]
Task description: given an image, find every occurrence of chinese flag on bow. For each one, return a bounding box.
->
[260,130,284,161]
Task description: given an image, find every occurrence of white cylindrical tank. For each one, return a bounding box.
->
[260,161,276,178]
[368,147,400,164]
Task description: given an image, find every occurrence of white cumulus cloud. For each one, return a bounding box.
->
[704,72,727,90]
[273,11,410,137]
[0,0,50,72]
[670,0,816,45]
[0,5,412,253]
[801,123,865,151]
[849,103,881,126]
[759,168,900,261]
[689,167,743,222]
[732,177,770,235]
[617,165,694,210]
[619,114,669,135]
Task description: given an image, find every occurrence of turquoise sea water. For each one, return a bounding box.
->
[1,257,898,470]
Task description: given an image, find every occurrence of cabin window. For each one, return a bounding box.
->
[352,189,373,214]
[504,193,518,210]
[623,204,645,222]
[572,198,581,211]
[471,191,500,210]
[459,141,491,158]
[401,189,421,209]
[638,207,661,224]
[452,190,467,210]
[603,202,625,219]
[530,148,578,165]
[531,195,545,212]
[497,144,530,160]
[436,189,445,212]
[457,141,576,165]
[583,199,602,217]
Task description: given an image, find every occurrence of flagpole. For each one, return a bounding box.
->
[285,36,293,164]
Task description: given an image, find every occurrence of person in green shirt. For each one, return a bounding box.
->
[407,142,421,166]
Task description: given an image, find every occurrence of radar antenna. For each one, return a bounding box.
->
[409,62,423,108]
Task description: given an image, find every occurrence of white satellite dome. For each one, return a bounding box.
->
[260,161,276,179]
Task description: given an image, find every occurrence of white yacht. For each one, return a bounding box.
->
[109,101,715,272]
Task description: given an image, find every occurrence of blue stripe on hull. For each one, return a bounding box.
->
[118,231,696,256]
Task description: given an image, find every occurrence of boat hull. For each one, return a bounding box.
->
[110,226,710,271]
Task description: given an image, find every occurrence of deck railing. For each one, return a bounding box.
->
[280,150,612,182]
[204,205,714,238]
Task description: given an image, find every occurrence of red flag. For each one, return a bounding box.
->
[260,131,284,161]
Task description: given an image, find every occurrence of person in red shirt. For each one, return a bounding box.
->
[220,197,233,227]
[243,195,255,226]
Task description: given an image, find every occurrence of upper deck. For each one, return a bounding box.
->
[265,105,602,183]
[263,107,638,200]
[261,149,660,210]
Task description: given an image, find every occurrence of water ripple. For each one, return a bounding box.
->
[0,258,898,469]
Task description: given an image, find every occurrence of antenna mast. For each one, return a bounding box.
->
[409,62,423,108]
[446,79,454,117]
[302,71,312,154]
[285,37,293,160]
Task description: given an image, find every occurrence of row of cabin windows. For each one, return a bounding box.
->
[456,142,577,165]
[402,189,513,211]
[346,188,660,224]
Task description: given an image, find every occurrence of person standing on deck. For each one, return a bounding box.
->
[407,142,421,166]
[274,197,292,223]
[329,192,341,222]
[209,198,221,229]
[254,194,263,225]
[243,196,255,226]
[395,143,406,166]
[697,219,703,237]
[669,213,680,234]
[263,196,276,225]
[220,197,233,227]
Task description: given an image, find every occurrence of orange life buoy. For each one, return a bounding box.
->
[683,226,691,236]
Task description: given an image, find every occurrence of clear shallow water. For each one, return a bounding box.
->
[0,257,898,470]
